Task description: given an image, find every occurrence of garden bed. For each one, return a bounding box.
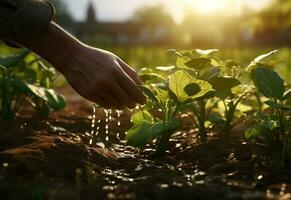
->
[0,86,291,200]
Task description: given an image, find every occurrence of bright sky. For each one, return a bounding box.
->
[62,0,271,22]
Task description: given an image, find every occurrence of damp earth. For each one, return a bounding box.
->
[0,87,291,200]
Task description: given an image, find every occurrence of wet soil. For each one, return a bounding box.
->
[0,86,291,200]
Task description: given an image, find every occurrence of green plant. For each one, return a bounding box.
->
[245,65,291,166]
[0,49,66,120]
[171,49,252,135]
[126,70,215,154]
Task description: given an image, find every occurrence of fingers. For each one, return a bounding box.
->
[109,81,136,109]
[115,68,146,105]
[117,59,143,85]
[98,92,125,110]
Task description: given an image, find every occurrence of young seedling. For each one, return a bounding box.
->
[171,49,250,135]
[246,66,291,167]
[126,70,215,154]
[0,49,66,120]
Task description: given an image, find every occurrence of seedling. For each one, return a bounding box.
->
[245,63,291,166]
[126,70,215,154]
[0,49,66,120]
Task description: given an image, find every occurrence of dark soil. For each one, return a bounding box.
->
[0,86,291,200]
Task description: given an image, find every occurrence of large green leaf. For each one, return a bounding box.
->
[0,49,30,68]
[169,70,215,103]
[251,67,285,99]
[126,120,181,147]
[211,77,241,99]
[185,58,211,70]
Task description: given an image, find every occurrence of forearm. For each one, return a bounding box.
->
[5,22,82,72]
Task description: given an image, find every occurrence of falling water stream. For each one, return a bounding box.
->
[89,104,126,147]
[116,110,121,139]
[88,104,141,147]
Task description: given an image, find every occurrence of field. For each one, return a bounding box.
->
[0,45,291,200]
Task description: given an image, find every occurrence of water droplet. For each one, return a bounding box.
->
[109,109,112,121]
[116,110,121,125]
[105,109,109,123]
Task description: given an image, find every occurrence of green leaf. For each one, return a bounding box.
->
[44,89,66,110]
[12,80,66,110]
[167,49,185,58]
[251,67,285,99]
[283,89,291,100]
[246,50,278,71]
[195,49,218,55]
[264,100,290,111]
[156,88,169,103]
[155,66,175,72]
[176,56,191,68]
[199,66,221,81]
[253,50,278,64]
[126,122,166,147]
[245,124,270,139]
[12,68,37,83]
[0,64,6,73]
[132,110,153,125]
[12,78,31,93]
[139,73,165,83]
[169,70,215,103]
[185,58,211,70]
[211,77,241,99]
[0,49,30,68]
[139,85,159,103]
[126,120,181,147]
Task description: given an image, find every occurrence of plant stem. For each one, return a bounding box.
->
[198,100,207,143]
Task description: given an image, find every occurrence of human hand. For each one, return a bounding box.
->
[6,22,146,109]
[60,44,146,109]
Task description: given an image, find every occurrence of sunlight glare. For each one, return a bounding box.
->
[181,0,233,14]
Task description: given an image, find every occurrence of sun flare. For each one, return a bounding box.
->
[180,0,233,14]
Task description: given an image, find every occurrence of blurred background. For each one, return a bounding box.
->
[2,0,291,78]
[55,0,290,47]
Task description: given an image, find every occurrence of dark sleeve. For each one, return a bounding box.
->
[0,0,55,38]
